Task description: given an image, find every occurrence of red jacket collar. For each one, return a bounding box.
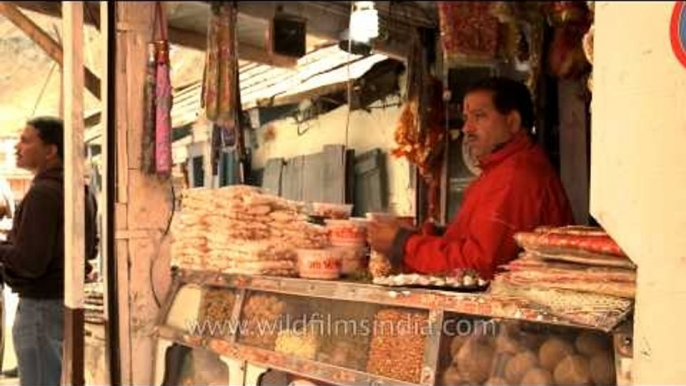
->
[478,131,532,171]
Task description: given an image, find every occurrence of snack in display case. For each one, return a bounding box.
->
[238,294,292,350]
[366,308,428,384]
[198,288,236,338]
[275,323,321,360]
[438,316,617,386]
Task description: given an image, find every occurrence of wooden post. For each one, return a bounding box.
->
[62,2,86,386]
[116,3,173,384]
[100,1,115,385]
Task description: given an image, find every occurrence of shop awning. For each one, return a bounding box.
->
[171,45,388,128]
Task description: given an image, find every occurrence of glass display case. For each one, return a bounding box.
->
[154,270,631,386]
[437,314,616,386]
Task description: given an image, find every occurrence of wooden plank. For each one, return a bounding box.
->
[115,29,128,203]
[115,239,133,385]
[63,307,86,386]
[302,152,324,203]
[168,26,297,68]
[261,158,283,195]
[99,3,114,384]
[115,203,128,231]
[558,79,590,225]
[295,156,305,201]
[62,3,86,385]
[63,0,86,310]
[0,2,101,99]
[282,156,304,201]
[12,1,298,68]
[354,149,388,216]
[125,27,145,171]
[345,148,355,204]
[98,1,111,376]
[280,158,295,200]
[321,145,346,204]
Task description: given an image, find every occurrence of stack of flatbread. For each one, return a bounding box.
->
[172,185,328,276]
[494,226,636,299]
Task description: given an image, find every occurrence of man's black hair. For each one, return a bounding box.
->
[465,77,535,131]
[27,116,64,160]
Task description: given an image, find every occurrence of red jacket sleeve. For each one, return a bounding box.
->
[402,183,533,279]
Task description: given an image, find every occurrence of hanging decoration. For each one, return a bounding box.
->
[583,25,594,92]
[437,2,500,67]
[202,1,240,130]
[141,2,173,179]
[392,31,445,220]
[490,3,547,94]
[546,2,592,79]
[201,1,248,183]
[142,42,157,175]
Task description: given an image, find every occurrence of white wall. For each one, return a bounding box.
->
[251,96,415,215]
[592,2,686,383]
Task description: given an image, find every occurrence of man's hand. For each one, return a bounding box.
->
[367,220,402,256]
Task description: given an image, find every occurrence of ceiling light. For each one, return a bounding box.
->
[349,1,379,43]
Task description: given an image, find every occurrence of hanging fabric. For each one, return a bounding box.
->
[202,2,239,129]
[141,41,157,175]
[154,2,173,177]
[202,1,246,183]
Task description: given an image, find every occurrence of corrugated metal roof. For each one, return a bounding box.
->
[171,45,388,128]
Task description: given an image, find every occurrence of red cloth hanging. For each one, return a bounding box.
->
[154,2,173,177]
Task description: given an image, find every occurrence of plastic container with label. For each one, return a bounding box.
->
[325,218,368,246]
[296,248,342,280]
[311,202,353,219]
[331,245,368,275]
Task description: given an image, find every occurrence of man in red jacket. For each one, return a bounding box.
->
[368,77,574,279]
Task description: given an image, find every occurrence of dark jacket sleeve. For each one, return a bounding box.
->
[0,188,61,278]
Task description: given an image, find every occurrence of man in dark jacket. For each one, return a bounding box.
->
[0,117,98,385]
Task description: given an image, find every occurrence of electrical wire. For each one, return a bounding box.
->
[151,181,176,308]
[345,1,354,149]
[31,62,58,117]
[163,182,176,237]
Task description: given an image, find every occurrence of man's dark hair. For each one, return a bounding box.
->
[465,77,535,131]
[28,116,64,160]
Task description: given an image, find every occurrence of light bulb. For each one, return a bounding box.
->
[349,1,378,43]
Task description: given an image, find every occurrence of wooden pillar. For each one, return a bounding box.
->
[62,2,86,386]
[115,2,173,384]
[99,1,114,384]
[558,79,590,225]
